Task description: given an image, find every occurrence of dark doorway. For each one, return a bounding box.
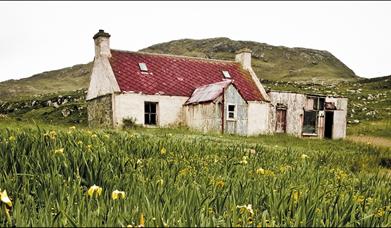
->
[324,111,334,139]
[276,109,287,133]
[144,102,157,125]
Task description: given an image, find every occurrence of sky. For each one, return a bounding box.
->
[0,1,390,82]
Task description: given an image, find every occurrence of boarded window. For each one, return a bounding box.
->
[227,104,236,120]
[144,102,157,125]
[303,111,317,134]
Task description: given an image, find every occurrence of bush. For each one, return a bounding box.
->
[122,117,141,129]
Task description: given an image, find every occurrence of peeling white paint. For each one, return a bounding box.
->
[247,102,269,135]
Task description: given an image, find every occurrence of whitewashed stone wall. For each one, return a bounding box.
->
[268,91,306,137]
[112,93,188,127]
[247,102,270,135]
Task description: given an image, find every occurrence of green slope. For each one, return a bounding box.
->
[140,37,358,82]
[0,63,92,101]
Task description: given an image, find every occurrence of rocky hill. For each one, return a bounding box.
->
[0,37,359,101]
[141,37,358,82]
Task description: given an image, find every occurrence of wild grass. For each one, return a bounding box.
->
[0,124,390,227]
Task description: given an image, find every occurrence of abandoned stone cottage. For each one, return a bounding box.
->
[86,30,347,139]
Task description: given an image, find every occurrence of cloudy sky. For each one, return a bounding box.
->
[0,1,390,82]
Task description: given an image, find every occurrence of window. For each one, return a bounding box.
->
[139,63,148,72]
[303,111,317,134]
[222,71,231,78]
[144,102,157,125]
[227,104,236,120]
[307,96,325,110]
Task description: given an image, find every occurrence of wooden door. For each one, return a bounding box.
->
[332,110,346,139]
[276,109,287,133]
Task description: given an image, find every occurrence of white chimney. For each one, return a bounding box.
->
[93,29,111,58]
[235,48,252,70]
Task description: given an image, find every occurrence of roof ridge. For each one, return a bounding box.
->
[111,49,237,64]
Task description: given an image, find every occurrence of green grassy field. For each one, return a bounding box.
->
[0,120,390,227]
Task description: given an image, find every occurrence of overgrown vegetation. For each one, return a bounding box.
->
[0,124,390,226]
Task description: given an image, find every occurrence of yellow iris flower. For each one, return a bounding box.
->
[0,190,12,207]
[112,190,126,200]
[87,184,103,197]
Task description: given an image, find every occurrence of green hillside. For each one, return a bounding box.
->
[0,37,358,101]
[141,37,358,82]
[0,63,92,101]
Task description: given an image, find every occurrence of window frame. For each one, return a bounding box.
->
[227,103,237,121]
[144,102,158,125]
[302,110,318,135]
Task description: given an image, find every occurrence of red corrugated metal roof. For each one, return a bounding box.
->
[109,50,264,101]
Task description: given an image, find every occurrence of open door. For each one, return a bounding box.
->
[324,111,333,139]
[276,109,287,133]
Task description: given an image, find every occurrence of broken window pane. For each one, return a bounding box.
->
[303,111,317,134]
[319,98,325,110]
[313,98,318,110]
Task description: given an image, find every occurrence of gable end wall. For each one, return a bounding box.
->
[87,94,113,128]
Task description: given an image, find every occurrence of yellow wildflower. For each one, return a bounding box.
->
[111,190,126,200]
[237,204,254,216]
[375,208,385,217]
[54,148,64,155]
[136,159,143,165]
[87,144,92,150]
[215,180,225,188]
[160,147,167,155]
[354,195,365,204]
[87,184,103,197]
[139,213,145,227]
[256,167,275,176]
[292,190,300,203]
[69,126,76,130]
[335,168,348,180]
[8,136,16,142]
[49,130,57,139]
[240,156,248,165]
[256,168,265,175]
[91,134,98,138]
[0,190,12,207]
[179,168,190,176]
[315,208,321,214]
[156,178,164,186]
[301,154,309,159]
[77,140,83,145]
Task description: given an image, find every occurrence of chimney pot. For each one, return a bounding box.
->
[93,29,111,40]
[93,29,111,58]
